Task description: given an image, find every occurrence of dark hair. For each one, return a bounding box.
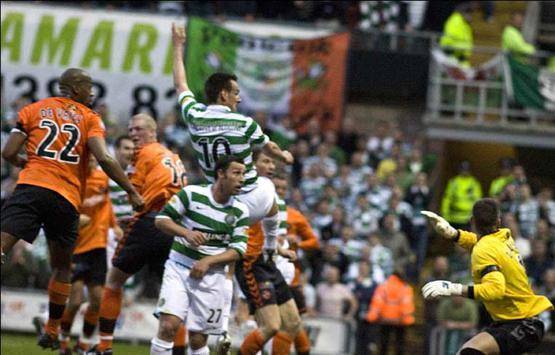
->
[252,148,264,162]
[205,73,238,104]
[472,198,500,235]
[115,135,132,149]
[215,155,244,179]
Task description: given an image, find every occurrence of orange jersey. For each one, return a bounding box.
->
[129,142,186,214]
[286,207,320,286]
[14,97,105,209]
[245,222,265,260]
[74,168,113,254]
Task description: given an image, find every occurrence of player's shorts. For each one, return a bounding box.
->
[290,285,307,314]
[236,176,276,224]
[112,212,173,275]
[155,258,227,335]
[483,317,545,355]
[71,248,107,285]
[1,184,79,247]
[235,251,292,314]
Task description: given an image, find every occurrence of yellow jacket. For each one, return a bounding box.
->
[440,11,473,63]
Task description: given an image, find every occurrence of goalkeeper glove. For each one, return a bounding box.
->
[421,211,458,239]
[422,280,463,299]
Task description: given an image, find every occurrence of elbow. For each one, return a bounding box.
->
[154,218,165,231]
[95,152,112,166]
[2,148,15,162]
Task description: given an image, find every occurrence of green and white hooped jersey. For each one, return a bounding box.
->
[157,184,250,267]
[277,196,288,237]
[178,91,270,192]
[108,179,133,221]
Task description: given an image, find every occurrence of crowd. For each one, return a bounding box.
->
[2,90,554,353]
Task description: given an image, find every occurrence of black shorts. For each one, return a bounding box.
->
[71,248,107,285]
[291,285,307,314]
[1,184,79,247]
[483,317,545,355]
[235,252,292,313]
[112,212,173,276]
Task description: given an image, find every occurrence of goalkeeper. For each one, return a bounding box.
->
[421,198,553,355]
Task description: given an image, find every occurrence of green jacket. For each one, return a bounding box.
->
[489,175,514,197]
[440,11,473,64]
[441,175,483,224]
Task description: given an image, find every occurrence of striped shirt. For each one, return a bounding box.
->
[157,184,250,267]
[108,179,133,222]
[264,194,288,250]
[178,91,270,192]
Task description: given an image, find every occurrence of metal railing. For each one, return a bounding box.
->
[424,46,555,137]
[352,28,440,55]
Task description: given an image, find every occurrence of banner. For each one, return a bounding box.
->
[504,54,555,111]
[185,17,350,132]
[1,2,184,120]
[1,289,352,354]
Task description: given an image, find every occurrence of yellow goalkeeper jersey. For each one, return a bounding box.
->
[457,228,553,321]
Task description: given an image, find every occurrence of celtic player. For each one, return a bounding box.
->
[422,198,553,355]
[151,156,250,355]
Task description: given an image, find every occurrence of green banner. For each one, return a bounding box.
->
[506,54,555,111]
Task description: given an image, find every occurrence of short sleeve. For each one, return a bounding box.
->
[86,112,106,139]
[230,209,250,256]
[158,189,189,223]
[245,119,269,148]
[13,105,31,136]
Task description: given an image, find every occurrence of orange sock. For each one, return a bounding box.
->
[45,278,71,338]
[294,328,311,354]
[240,329,266,355]
[83,307,99,338]
[172,323,187,354]
[97,287,123,351]
[271,331,293,355]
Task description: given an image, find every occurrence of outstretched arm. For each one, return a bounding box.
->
[172,23,190,95]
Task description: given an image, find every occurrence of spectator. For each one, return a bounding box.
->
[441,161,482,229]
[439,3,473,68]
[489,158,514,197]
[511,164,528,188]
[316,266,358,319]
[366,270,415,355]
[405,172,432,266]
[350,151,373,186]
[367,120,394,169]
[504,212,531,258]
[423,256,451,354]
[353,194,382,238]
[538,187,555,227]
[312,199,334,238]
[537,269,555,332]
[291,139,310,184]
[332,165,355,205]
[368,232,394,279]
[517,184,540,238]
[502,11,536,59]
[525,239,554,287]
[338,225,367,263]
[379,214,415,272]
[350,260,379,355]
[299,164,327,207]
[321,206,348,241]
[304,144,338,178]
[499,183,519,214]
[437,296,479,354]
[365,173,391,209]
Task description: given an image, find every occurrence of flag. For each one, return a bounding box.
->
[185,17,350,131]
[504,54,555,111]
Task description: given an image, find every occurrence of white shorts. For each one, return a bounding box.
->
[156,259,226,335]
[276,257,295,285]
[236,176,276,224]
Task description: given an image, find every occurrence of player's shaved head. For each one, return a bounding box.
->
[58,68,94,106]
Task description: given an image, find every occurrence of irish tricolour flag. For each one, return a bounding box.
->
[185,17,350,131]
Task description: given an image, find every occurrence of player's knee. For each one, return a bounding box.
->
[188,331,207,350]
[262,322,280,338]
[87,298,101,313]
[459,348,485,355]
[283,315,302,336]
[158,318,179,341]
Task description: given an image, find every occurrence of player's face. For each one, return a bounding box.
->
[255,153,275,178]
[115,139,135,167]
[128,118,154,147]
[224,80,241,111]
[74,76,94,107]
[274,178,288,199]
[223,162,246,195]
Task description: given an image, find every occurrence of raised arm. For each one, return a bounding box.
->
[88,137,144,211]
[172,23,190,95]
[262,141,294,165]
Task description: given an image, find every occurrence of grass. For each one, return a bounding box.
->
[1,333,150,354]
